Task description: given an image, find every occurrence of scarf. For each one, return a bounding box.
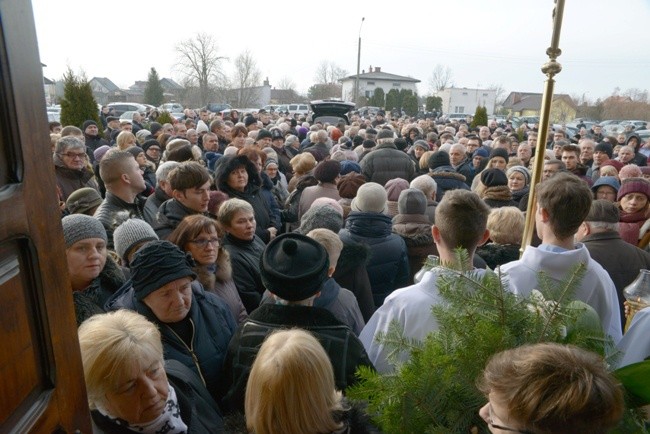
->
[482,185,513,201]
[96,383,187,433]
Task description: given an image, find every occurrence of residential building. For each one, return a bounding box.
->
[435,87,496,116]
[89,77,124,105]
[502,91,576,123]
[340,66,420,102]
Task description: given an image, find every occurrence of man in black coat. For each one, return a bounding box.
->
[576,200,650,327]
[221,233,373,414]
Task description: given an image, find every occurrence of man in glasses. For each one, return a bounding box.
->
[54,135,100,201]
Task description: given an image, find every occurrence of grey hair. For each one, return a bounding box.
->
[55,135,85,153]
[585,221,619,232]
[155,161,181,183]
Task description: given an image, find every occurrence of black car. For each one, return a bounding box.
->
[205,103,232,114]
[309,100,355,125]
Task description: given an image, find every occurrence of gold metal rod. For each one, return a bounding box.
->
[520,0,566,255]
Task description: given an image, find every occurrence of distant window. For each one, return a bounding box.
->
[462,92,468,96]
[393,83,401,87]
[483,93,488,97]
[367,81,375,85]
[455,106,465,114]
[365,90,372,98]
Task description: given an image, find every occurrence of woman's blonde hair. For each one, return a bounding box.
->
[245,329,344,434]
[78,310,164,409]
[487,206,524,245]
[116,131,136,150]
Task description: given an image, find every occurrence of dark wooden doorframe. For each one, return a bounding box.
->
[0,1,92,432]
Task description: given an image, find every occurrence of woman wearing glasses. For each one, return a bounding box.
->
[168,214,247,324]
[54,135,100,201]
[478,343,624,434]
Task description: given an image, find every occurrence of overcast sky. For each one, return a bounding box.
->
[32,0,650,103]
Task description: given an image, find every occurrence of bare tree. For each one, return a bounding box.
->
[175,33,227,106]
[623,88,649,103]
[428,64,453,93]
[314,61,348,84]
[275,76,300,104]
[231,50,262,107]
[277,76,296,91]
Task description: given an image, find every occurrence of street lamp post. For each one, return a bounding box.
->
[354,17,365,106]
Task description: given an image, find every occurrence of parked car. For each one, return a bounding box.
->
[280,103,309,116]
[107,102,147,117]
[170,112,186,121]
[205,102,232,114]
[446,113,471,122]
[261,104,279,113]
[158,103,183,113]
[309,100,355,125]
[119,111,139,123]
[634,129,650,142]
[357,106,381,118]
[620,120,648,131]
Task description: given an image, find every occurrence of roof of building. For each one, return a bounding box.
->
[503,91,576,110]
[342,70,420,83]
[160,78,183,90]
[90,77,120,93]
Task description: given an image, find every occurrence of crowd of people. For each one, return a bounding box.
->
[52,106,650,433]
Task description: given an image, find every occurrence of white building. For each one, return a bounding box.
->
[436,87,496,116]
[340,66,420,102]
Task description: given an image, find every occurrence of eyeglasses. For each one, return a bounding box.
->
[189,238,219,248]
[487,403,532,434]
[59,152,88,160]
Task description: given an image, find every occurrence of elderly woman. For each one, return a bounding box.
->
[54,136,100,201]
[617,177,650,248]
[110,240,236,400]
[217,198,267,313]
[478,343,624,434]
[506,166,530,206]
[168,214,248,324]
[78,310,224,432]
[215,154,279,243]
[62,214,126,326]
[476,207,525,269]
[245,329,379,434]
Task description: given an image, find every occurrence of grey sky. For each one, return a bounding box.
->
[32,0,650,102]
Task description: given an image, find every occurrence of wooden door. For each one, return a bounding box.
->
[0,1,92,432]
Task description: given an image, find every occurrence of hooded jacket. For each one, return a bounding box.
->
[215,155,277,243]
[339,211,409,307]
[429,166,470,201]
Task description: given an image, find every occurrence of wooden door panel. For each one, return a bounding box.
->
[0,0,92,432]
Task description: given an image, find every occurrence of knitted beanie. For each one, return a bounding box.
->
[260,233,329,301]
[351,182,387,213]
[298,205,344,234]
[130,240,197,301]
[196,120,209,134]
[61,214,107,248]
[339,160,361,176]
[412,140,429,152]
[113,219,159,261]
[600,159,624,172]
[337,172,366,199]
[472,147,489,159]
[617,177,650,202]
[126,146,145,159]
[397,188,427,215]
[93,145,111,163]
[256,129,273,141]
[489,147,510,163]
[594,142,613,159]
[149,122,163,136]
[82,120,97,131]
[314,160,341,183]
[481,168,509,187]
[135,129,151,142]
[385,178,410,202]
[142,139,161,152]
[428,151,451,170]
[506,166,531,186]
[65,187,103,215]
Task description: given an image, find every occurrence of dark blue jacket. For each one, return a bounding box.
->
[339,211,409,307]
[108,280,236,400]
[429,166,470,201]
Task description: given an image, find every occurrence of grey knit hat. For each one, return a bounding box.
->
[351,182,387,213]
[65,187,103,215]
[113,219,159,262]
[298,205,344,234]
[61,214,107,248]
[398,188,427,215]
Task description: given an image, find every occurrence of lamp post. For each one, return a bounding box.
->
[354,17,365,106]
[521,0,566,254]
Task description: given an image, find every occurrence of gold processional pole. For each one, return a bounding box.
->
[520,0,566,255]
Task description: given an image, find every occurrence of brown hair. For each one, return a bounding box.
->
[434,189,489,251]
[536,173,592,239]
[479,343,624,434]
[168,161,211,191]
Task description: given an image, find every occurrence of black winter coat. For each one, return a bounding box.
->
[221,233,266,313]
[220,303,373,414]
[93,192,146,249]
[340,212,409,307]
[153,198,203,240]
[333,242,375,322]
[143,186,170,225]
[360,142,416,186]
[72,256,125,327]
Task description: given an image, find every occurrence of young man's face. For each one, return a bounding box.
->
[175,180,210,212]
[561,151,578,170]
